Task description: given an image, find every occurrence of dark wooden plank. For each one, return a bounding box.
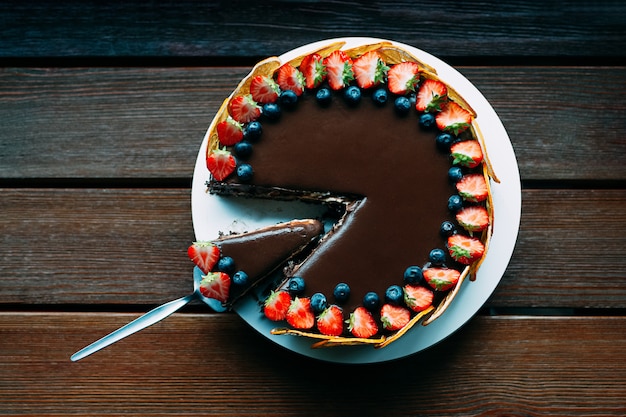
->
[1,312,624,416]
[1,188,625,308]
[1,67,625,181]
[1,1,625,59]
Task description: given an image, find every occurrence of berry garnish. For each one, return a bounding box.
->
[324,50,354,90]
[216,116,244,146]
[333,282,351,303]
[352,51,388,89]
[315,87,332,106]
[429,248,447,265]
[435,132,455,151]
[264,290,292,321]
[456,205,490,234]
[262,102,281,121]
[243,120,263,142]
[276,63,305,96]
[344,85,362,106]
[387,61,420,95]
[440,220,457,237]
[299,53,326,89]
[233,141,253,159]
[207,148,236,181]
[199,271,231,303]
[385,284,404,304]
[403,266,423,284]
[423,267,461,291]
[347,307,378,338]
[236,163,254,182]
[394,96,412,116]
[450,140,484,168]
[286,297,315,329]
[447,194,464,212]
[415,78,447,112]
[287,276,306,295]
[372,88,388,106]
[316,305,344,336]
[380,304,411,331]
[232,270,249,286]
[362,291,380,311]
[447,234,485,265]
[228,94,261,123]
[448,166,464,183]
[216,256,236,275]
[279,90,299,110]
[456,173,489,202]
[436,101,472,135]
[418,112,436,129]
[310,292,328,314]
[187,241,220,274]
[249,75,280,104]
[403,285,434,312]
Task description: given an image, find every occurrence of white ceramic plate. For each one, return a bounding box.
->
[191,37,521,363]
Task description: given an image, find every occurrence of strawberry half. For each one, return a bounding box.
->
[423,268,461,291]
[299,53,326,89]
[447,234,485,265]
[206,148,236,181]
[276,63,305,96]
[435,101,472,135]
[352,51,388,89]
[387,61,420,95]
[263,290,292,321]
[380,304,411,331]
[403,285,434,312]
[456,205,490,234]
[216,116,244,146]
[324,50,354,90]
[456,173,489,202]
[187,241,220,274]
[286,297,315,329]
[249,75,280,104]
[415,78,447,112]
[347,307,378,338]
[199,271,231,302]
[450,140,483,168]
[316,305,344,336]
[228,94,261,123]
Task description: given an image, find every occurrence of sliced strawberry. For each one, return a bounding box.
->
[299,53,326,89]
[387,61,420,95]
[415,78,447,112]
[263,290,292,321]
[286,297,315,329]
[423,268,461,291]
[403,285,434,312]
[447,234,485,265]
[276,63,305,96]
[249,75,280,104]
[450,140,483,168]
[199,271,231,302]
[352,51,388,89]
[347,307,378,338]
[324,50,354,90]
[456,173,489,202]
[316,305,344,336]
[380,303,411,331]
[216,116,244,146]
[228,94,261,123]
[456,205,490,234]
[435,101,472,135]
[206,148,236,181]
[187,241,220,274]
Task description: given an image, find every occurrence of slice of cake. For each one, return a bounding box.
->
[190,40,497,348]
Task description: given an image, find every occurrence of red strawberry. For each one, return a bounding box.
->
[347,307,378,338]
[324,50,354,90]
[380,304,411,331]
[352,51,388,89]
[447,234,485,265]
[450,140,483,168]
[387,61,420,95]
[403,285,434,312]
[199,271,231,302]
[415,78,447,112]
[206,148,236,181]
[299,53,326,89]
[216,116,244,146]
[276,63,305,96]
[456,205,490,234]
[316,305,344,336]
[456,173,489,202]
[249,75,280,104]
[228,94,261,123]
[423,268,461,291]
[263,290,292,321]
[187,241,220,274]
[286,297,315,329]
[435,101,472,135]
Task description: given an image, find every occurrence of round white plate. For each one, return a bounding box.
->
[191,37,521,363]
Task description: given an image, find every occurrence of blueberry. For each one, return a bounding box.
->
[403,266,423,284]
[385,285,404,305]
[419,112,436,129]
[372,88,388,106]
[310,292,328,314]
[232,270,249,286]
[217,256,235,274]
[279,90,298,110]
[429,248,446,265]
[394,96,411,116]
[236,163,254,182]
[440,220,457,237]
[262,102,281,121]
[362,291,380,311]
[316,88,332,106]
[287,276,306,295]
[435,132,454,151]
[447,194,464,212]
[243,121,263,142]
[233,141,253,159]
[343,86,362,106]
[333,282,350,303]
[448,166,464,183]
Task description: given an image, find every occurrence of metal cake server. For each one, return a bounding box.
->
[71,266,226,361]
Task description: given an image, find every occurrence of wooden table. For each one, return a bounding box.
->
[1,1,625,415]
